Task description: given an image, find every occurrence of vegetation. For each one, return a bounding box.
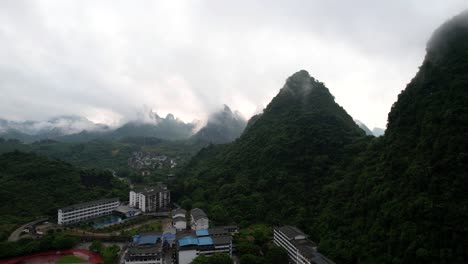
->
[0,151,129,241]
[175,12,468,264]
[88,241,120,264]
[192,253,233,264]
[0,137,204,172]
[0,233,78,258]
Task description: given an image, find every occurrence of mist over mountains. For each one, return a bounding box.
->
[0,106,246,143]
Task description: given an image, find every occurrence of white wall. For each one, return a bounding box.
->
[178,249,197,264]
[174,220,187,231]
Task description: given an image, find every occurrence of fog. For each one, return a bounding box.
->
[0,0,467,129]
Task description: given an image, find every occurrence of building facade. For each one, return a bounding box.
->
[274,226,335,264]
[124,232,165,264]
[190,208,209,230]
[129,185,171,213]
[57,198,120,225]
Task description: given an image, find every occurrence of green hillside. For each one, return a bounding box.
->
[0,151,129,241]
[174,11,468,264]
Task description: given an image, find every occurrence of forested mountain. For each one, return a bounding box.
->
[0,109,246,144]
[175,11,468,264]
[0,114,196,142]
[0,151,129,240]
[0,116,110,143]
[371,127,385,137]
[354,119,374,136]
[192,105,247,144]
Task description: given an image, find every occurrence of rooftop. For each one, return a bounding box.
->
[59,198,119,212]
[173,216,186,222]
[213,235,232,246]
[191,208,208,221]
[178,236,199,247]
[277,225,308,240]
[196,229,209,237]
[114,205,141,214]
[172,208,186,216]
[198,236,214,246]
[133,232,162,245]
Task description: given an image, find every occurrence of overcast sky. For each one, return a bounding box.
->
[0,0,466,129]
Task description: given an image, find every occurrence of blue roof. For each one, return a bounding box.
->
[137,235,159,245]
[196,229,209,237]
[163,233,176,239]
[132,235,140,243]
[178,236,198,247]
[198,236,213,246]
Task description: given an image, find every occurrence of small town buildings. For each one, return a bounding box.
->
[129,185,171,213]
[57,198,120,225]
[190,208,209,230]
[176,227,233,264]
[274,226,335,264]
[124,232,164,264]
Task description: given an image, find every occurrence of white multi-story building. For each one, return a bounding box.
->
[190,208,209,230]
[129,190,141,208]
[129,185,171,213]
[57,198,120,225]
[274,226,335,264]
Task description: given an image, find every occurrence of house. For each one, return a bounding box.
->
[273,226,335,264]
[190,208,209,230]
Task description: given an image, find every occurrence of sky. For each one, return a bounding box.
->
[0,0,467,129]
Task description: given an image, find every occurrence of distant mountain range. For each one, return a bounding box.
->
[354,119,385,137]
[0,106,247,144]
[192,105,247,144]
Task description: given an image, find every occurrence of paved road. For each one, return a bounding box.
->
[8,218,48,242]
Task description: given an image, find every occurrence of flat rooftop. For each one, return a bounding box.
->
[59,198,119,213]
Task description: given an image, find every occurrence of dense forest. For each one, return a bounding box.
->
[0,137,204,172]
[174,11,468,264]
[0,151,129,241]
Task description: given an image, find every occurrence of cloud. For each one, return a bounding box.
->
[0,0,467,128]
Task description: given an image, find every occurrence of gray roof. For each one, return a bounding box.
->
[208,227,230,236]
[59,198,119,212]
[213,235,232,245]
[172,208,186,216]
[125,245,163,261]
[173,216,186,222]
[191,208,208,221]
[277,225,307,240]
[114,205,140,214]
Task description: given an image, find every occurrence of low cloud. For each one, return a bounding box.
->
[0,1,467,129]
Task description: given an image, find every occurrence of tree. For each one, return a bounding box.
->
[89,240,103,253]
[192,253,233,264]
[240,254,265,264]
[102,244,120,264]
[266,246,289,264]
